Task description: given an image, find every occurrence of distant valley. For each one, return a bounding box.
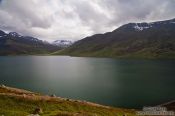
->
[52,40,73,48]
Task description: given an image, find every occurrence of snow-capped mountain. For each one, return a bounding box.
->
[52,40,73,47]
[0,30,61,55]
[129,18,175,31]
[60,18,175,58]
[9,32,22,37]
[133,23,152,31]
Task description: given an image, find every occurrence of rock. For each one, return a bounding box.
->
[33,107,43,114]
[31,94,35,96]
[28,114,40,116]
[0,84,6,88]
[50,94,56,97]
[23,94,26,98]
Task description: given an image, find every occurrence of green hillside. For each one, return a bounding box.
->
[53,18,175,59]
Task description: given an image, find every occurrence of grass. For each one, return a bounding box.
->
[52,47,175,59]
[0,86,136,116]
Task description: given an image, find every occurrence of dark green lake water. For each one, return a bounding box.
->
[0,56,175,108]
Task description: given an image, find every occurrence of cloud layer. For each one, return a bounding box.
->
[0,0,175,41]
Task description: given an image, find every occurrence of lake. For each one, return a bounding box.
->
[0,56,175,108]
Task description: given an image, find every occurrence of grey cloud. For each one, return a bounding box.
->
[0,0,175,41]
[1,0,52,28]
[105,0,175,25]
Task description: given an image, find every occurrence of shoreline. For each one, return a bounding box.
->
[0,85,174,116]
[0,85,136,116]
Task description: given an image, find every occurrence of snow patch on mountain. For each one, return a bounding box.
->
[52,40,73,47]
[9,32,21,37]
[133,23,152,31]
[133,18,175,31]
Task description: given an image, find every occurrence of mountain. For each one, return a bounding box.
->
[0,30,61,55]
[55,18,175,58]
[52,40,73,48]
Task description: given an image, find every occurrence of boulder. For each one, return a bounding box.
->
[33,107,43,114]
[50,94,56,97]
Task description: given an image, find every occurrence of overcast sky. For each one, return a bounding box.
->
[0,0,175,41]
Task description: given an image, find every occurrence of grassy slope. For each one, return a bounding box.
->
[0,37,61,55]
[52,19,175,59]
[0,86,136,116]
[51,48,175,59]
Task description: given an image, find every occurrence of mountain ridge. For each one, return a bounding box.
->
[0,30,61,55]
[54,18,175,59]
